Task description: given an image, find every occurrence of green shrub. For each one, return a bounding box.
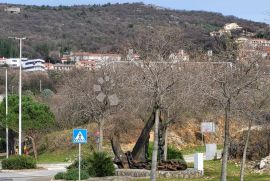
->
[42,89,54,97]
[2,155,36,169]
[148,143,186,162]
[167,145,185,161]
[87,152,115,177]
[64,169,89,180]
[54,172,65,180]
[54,169,89,180]
[66,152,115,177]
[67,157,91,170]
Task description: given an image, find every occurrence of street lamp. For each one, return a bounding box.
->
[5,69,8,158]
[8,36,26,155]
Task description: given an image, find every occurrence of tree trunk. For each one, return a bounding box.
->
[98,120,104,152]
[150,108,160,181]
[28,136,38,160]
[110,132,129,168]
[240,119,252,181]
[132,110,155,162]
[158,121,167,161]
[8,130,16,155]
[221,101,230,181]
[164,126,168,161]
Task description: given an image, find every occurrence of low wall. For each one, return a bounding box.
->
[116,168,203,179]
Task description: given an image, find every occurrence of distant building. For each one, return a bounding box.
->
[126,49,140,61]
[62,52,122,70]
[53,64,75,71]
[224,23,242,31]
[22,59,46,72]
[44,63,54,70]
[4,7,20,14]
[5,58,46,72]
[210,23,242,37]
[0,57,6,65]
[169,49,189,62]
[5,58,27,67]
[75,60,95,70]
[237,38,270,72]
[68,52,122,62]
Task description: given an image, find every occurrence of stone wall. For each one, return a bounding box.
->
[116,168,203,179]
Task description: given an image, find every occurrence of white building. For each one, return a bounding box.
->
[5,58,46,72]
[22,59,46,72]
[4,7,21,14]
[224,23,242,31]
[5,58,27,68]
[67,52,122,63]
[169,50,189,62]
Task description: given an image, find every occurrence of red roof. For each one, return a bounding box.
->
[72,52,121,57]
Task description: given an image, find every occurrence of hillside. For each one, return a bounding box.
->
[0,3,268,60]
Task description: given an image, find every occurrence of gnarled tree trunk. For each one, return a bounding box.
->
[27,136,37,160]
[132,110,155,162]
[110,132,129,168]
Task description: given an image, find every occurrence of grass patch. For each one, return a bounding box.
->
[180,145,223,155]
[134,160,270,181]
[37,144,92,163]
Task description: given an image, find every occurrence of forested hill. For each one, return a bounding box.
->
[0,3,268,60]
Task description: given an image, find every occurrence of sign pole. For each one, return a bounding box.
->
[73,129,87,181]
[79,143,81,181]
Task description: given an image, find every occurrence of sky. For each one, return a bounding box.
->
[1,0,269,23]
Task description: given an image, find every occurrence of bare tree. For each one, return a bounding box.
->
[58,67,122,151]
[203,55,261,181]
[238,75,270,181]
[127,28,194,180]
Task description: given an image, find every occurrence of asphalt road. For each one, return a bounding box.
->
[0,164,68,181]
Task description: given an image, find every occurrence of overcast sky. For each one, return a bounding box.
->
[1,0,269,23]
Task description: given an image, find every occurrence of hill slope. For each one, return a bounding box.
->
[0,3,267,59]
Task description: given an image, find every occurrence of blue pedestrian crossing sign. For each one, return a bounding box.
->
[73,129,87,144]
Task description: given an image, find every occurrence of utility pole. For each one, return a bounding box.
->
[39,80,42,92]
[5,69,8,158]
[8,36,26,155]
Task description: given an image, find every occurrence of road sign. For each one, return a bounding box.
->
[201,122,216,133]
[73,129,87,144]
[73,129,87,181]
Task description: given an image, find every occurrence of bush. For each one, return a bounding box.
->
[54,172,65,180]
[87,152,115,177]
[66,152,115,177]
[148,143,186,162]
[54,169,89,180]
[67,157,91,171]
[2,155,36,169]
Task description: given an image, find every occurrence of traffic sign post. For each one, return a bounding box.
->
[73,129,87,181]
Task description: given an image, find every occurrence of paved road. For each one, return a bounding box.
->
[0,163,68,181]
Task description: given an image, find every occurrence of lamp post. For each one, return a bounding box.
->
[8,37,26,155]
[5,69,8,158]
